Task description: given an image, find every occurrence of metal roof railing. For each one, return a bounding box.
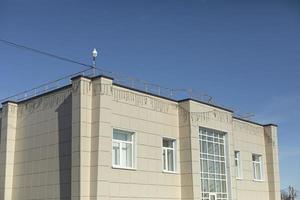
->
[0,67,215,107]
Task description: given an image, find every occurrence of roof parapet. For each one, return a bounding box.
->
[179,98,234,113]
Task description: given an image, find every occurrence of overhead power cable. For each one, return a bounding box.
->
[0,68,91,102]
[0,38,92,68]
[0,38,221,111]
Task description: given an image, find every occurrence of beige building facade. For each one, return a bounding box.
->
[0,75,280,200]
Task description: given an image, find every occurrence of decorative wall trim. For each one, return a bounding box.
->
[14,80,261,134]
[8,104,17,114]
[1,106,7,118]
[93,83,233,125]
[233,120,263,136]
[72,77,91,95]
[93,83,112,96]
[190,109,232,124]
[94,83,177,114]
[72,81,80,94]
[112,87,174,113]
[81,79,92,95]
[0,104,17,118]
[18,88,72,116]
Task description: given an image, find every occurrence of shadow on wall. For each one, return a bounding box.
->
[56,95,72,200]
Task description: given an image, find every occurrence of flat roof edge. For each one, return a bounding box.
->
[112,83,178,103]
[113,85,234,113]
[263,123,278,127]
[70,75,91,80]
[91,74,114,80]
[178,98,234,113]
[0,76,276,128]
[14,84,72,105]
[71,74,114,81]
[233,116,278,127]
[1,100,18,105]
[233,116,264,126]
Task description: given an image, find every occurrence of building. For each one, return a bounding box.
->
[0,75,280,200]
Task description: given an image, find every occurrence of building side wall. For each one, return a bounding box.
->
[11,88,73,200]
[232,120,270,200]
[92,79,182,200]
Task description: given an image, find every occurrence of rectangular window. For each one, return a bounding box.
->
[199,127,228,200]
[162,138,176,172]
[112,129,135,169]
[252,154,263,180]
[234,151,242,179]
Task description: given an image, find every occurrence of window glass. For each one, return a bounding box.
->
[216,180,221,192]
[163,140,173,148]
[252,154,258,162]
[209,160,214,173]
[167,149,174,171]
[112,142,120,166]
[208,142,214,154]
[162,138,176,172]
[252,154,263,180]
[222,180,227,192]
[220,162,225,174]
[209,194,216,200]
[122,143,133,167]
[234,151,242,178]
[202,141,207,153]
[202,179,208,192]
[163,149,166,170]
[202,160,208,172]
[113,130,132,141]
[112,129,134,168]
[215,161,220,174]
[220,144,224,155]
[214,144,220,155]
[209,180,215,192]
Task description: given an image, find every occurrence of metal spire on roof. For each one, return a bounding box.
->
[92,48,98,76]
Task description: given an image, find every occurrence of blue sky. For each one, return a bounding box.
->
[1,0,300,191]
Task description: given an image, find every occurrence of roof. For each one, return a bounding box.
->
[233,116,278,127]
[0,75,277,127]
[178,98,234,113]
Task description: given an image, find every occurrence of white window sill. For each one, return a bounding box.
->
[236,177,243,180]
[112,166,136,171]
[163,170,178,174]
[253,179,264,182]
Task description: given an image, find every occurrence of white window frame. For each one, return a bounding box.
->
[252,154,263,181]
[199,127,228,199]
[234,151,243,179]
[112,129,135,169]
[162,137,177,173]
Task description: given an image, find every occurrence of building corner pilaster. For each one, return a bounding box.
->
[0,101,18,200]
[71,76,93,200]
[264,124,280,200]
[91,76,113,200]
